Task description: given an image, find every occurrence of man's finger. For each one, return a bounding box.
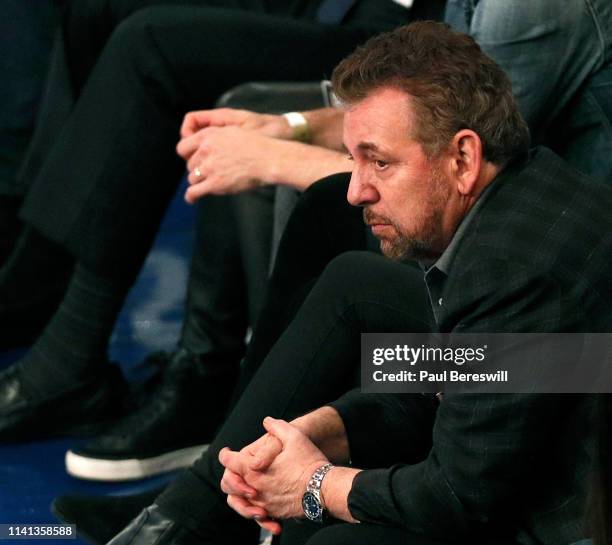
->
[255,518,282,536]
[221,469,257,498]
[249,434,283,471]
[262,417,298,443]
[180,113,198,138]
[181,108,246,137]
[218,447,248,475]
[186,165,207,186]
[180,110,214,138]
[186,149,207,174]
[226,494,267,521]
[176,131,204,159]
[185,182,211,204]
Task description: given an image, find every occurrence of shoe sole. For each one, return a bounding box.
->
[65,444,209,481]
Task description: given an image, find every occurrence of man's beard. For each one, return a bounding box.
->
[364,166,450,262]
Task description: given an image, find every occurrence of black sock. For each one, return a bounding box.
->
[0,226,73,308]
[18,263,129,398]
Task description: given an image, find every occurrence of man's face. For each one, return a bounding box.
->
[344,87,453,262]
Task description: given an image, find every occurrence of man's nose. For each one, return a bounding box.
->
[347,171,379,206]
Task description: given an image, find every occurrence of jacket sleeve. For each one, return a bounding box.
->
[328,389,437,468]
[347,392,566,536]
[342,263,590,536]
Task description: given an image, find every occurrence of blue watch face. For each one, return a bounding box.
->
[302,492,322,520]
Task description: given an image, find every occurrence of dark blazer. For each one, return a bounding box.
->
[335,147,612,544]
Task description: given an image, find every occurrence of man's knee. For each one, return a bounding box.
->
[282,173,361,252]
[299,173,352,215]
[323,251,376,282]
[63,0,109,26]
[101,7,165,66]
[315,251,386,300]
[63,0,151,32]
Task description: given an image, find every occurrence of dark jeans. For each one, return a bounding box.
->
[156,174,437,543]
[444,0,612,183]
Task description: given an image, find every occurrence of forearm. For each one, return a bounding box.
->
[291,406,350,465]
[302,108,345,150]
[328,390,437,468]
[292,408,361,523]
[321,466,362,523]
[262,140,351,192]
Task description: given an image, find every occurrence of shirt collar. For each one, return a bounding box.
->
[425,180,497,277]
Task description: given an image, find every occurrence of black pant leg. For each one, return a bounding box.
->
[61,0,254,93]
[232,188,275,326]
[0,0,58,196]
[286,521,517,545]
[156,248,432,537]
[179,195,249,365]
[291,522,480,545]
[19,7,377,279]
[16,0,238,195]
[237,174,368,394]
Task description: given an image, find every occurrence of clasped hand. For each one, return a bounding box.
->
[218,417,329,535]
[176,108,290,201]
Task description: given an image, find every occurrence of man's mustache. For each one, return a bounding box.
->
[363,209,393,226]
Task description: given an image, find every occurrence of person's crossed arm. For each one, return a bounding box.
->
[175,107,350,201]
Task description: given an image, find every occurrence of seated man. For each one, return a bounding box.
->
[53,0,612,535]
[100,21,610,545]
[0,0,421,440]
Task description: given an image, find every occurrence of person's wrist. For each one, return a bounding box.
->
[282,112,311,143]
[319,466,361,523]
[259,139,290,185]
[299,459,333,520]
[258,114,293,140]
[274,114,295,140]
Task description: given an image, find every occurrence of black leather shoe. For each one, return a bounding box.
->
[65,349,237,481]
[0,363,127,442]
[106,503,259,545]
[106,505,209,545]
[52,488,163,545]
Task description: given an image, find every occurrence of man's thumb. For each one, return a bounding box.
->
[262,416,295,442]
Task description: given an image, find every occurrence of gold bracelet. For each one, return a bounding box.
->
[282,112,312,143]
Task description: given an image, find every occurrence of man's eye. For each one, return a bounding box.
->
[374,160,388,169]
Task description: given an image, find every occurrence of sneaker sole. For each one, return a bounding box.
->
[65,444,209,481]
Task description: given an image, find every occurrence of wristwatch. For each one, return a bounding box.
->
[301,462,334,523]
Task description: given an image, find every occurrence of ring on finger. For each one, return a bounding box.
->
[194,166,202,178]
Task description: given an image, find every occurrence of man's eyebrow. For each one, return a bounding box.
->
[356,142,381,152]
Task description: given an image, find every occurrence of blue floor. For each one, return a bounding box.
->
[0,180,195,543]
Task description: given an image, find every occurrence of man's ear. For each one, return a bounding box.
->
[447,129,482,196]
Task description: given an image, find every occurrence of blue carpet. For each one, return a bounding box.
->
[0,179,195,544]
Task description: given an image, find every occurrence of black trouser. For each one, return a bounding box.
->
[156,174,438,544]
[283,521,516,545]
[0,0,58,196]
[15,0,408,282]
[180,189,274,365]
